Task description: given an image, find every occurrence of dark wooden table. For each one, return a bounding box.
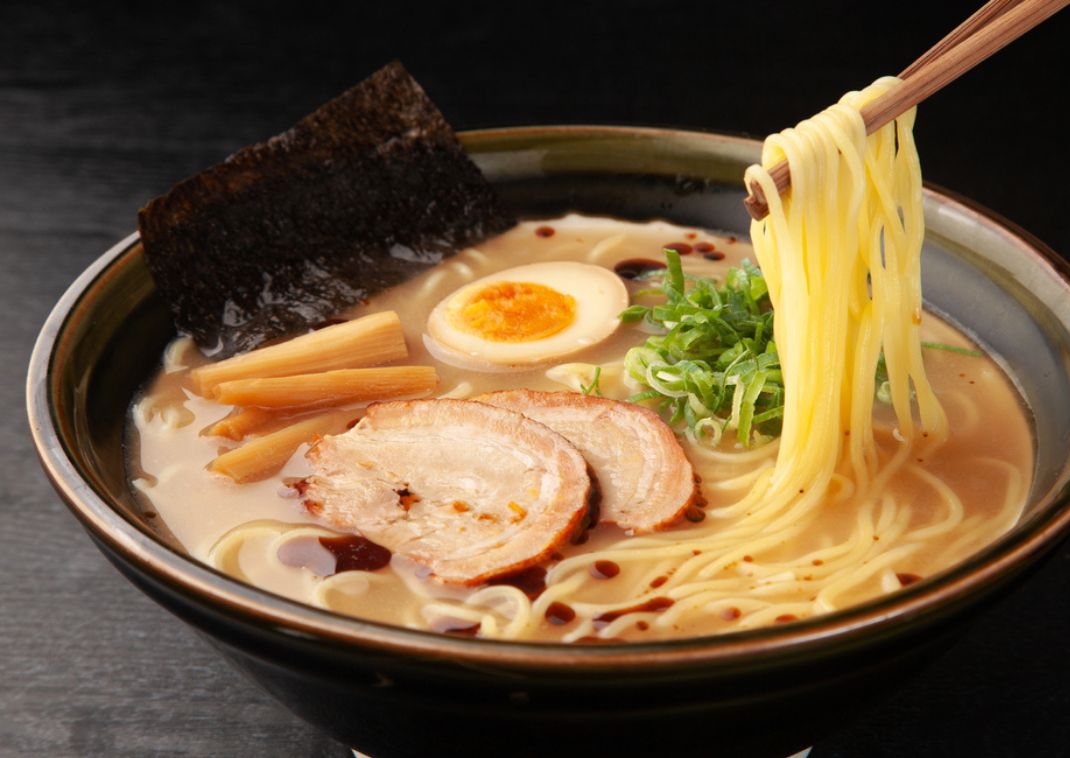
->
[3,2,1067,756]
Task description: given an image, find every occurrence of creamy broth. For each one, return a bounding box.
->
[128,215,1033,642]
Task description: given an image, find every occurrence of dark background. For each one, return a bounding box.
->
[2,1,1067,756]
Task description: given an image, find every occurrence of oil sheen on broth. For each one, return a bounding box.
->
[128,215,1034,642]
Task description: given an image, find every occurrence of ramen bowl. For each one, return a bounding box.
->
[27,127,1070,758]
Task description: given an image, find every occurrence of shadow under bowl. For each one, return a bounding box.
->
[26,126,1070,758]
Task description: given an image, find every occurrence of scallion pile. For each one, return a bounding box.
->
[620,250,782,447]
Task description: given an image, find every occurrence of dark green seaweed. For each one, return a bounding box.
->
[138,61,515,357]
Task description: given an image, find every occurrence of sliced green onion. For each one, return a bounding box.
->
[619,250,781,446]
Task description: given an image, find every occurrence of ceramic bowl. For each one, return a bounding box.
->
[27,126,1070,758]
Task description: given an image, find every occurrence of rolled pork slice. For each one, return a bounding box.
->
[301,398,594,585]
[476,390,701,533]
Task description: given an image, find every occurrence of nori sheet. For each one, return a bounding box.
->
[137,61,515,357]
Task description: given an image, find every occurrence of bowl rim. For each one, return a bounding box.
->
[26,124,1070,672]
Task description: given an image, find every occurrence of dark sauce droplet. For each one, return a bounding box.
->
[593,597,674,628]
[650,575,668,589]
[575,635,627,644]
[535,225,556,238]
[685,505,706,523]
[431,618,481,637]
[721,607,742,621]
[664,241,693,255]
[488,565,547,600]
[775,614,799,624]
[696,241,725,261]
[320,535,392,573]
[896,572,923,587]
[614,257,667,280]
[590,560,621,579]
[636,620,650,631]
[545,601,576,625]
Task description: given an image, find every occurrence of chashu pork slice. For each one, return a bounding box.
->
[476,390,701,533]
[301,398,593,585]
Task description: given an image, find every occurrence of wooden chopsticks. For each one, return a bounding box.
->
[743,0,1068,221]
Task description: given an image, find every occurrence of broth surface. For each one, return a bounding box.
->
[128,215,1034,641]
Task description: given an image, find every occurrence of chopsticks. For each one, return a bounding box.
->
[743,0,1069,221]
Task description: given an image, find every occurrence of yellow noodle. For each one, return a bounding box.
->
[586,233,627,263]
[437,381,474,399]
[134,391,195,430]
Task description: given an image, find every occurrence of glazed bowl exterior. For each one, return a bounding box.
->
[27,126,1070,758]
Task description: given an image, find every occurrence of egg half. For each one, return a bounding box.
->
[425,262,629,370]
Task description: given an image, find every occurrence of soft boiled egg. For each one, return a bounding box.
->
[425,262,629,370]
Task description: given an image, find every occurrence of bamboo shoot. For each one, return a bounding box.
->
[212,366,439,410]
[209,412,351,482]
[191,311,407,395]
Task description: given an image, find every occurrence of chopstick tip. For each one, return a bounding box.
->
[744,181,770,221]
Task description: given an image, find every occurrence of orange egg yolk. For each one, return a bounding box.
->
[452,281,576,342]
